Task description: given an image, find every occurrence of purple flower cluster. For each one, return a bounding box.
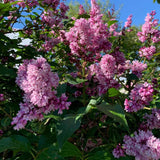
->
[137,11,160,43]
[124,82,153,112]
[139,46,156,60]
[65,0,111,61]
[109,21,120,36]
[143,109,160,130]
[41,0,68,28]
[0,130,3,136]
[12,57,71,130]
[9,0,39,8]
[41,37,60,52]
[100,54,116,79]
[111,48,126,66]
[112,144,125,158]
[42,0,60,9]
[124,14,133,28]
[88,55,120,95]
[79,4,86,15]
[118,60,147,78]
[131,60,147,78]
[123,130,160,160]
[0,94,5,102]
[137,11,159,60]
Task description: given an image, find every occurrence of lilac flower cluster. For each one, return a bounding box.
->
[124,82,154,112]
[0,130,3,136]
[111,48,126,66]
[137,11,160,43]
[41,1,69,29]
[12,57,71,130]
[9,0,39,8]
[88,54,120,95]
[124,130,160,160]
[41,36,60,52]
[118,60,147,78]
[109,21,120,36]
[79,4,86,15]
[112,144,125,158]
[42,0,60,9]
[0,94,5,102]
[113,130,160,160]
[131,60,147,78]
[65,0,111,61]
[139,46,156,60]
[143,109,160,130]
[124,14,133,28]
[100,54,116,79]
[137,11,159,60]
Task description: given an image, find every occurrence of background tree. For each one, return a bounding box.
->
[67,0,122,23]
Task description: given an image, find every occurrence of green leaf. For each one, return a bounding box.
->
[87,150,114,160]
[153,52,160,57]
[153,0,156,2]
[77,99,97,118]
[157,0,160,3]
[107,20,118,27]
[96,103,129,130]
[0,2,17,15]
[60,141,82,158]
[36,144,64,160]
[65,74,87,85]
[77,14,90,19]
[1,117,11,127]
[0,64,16,78]
[0,135,31,153]
[108,88,120,97]
[44,114,62,121]
[126,73,139,81]
[57,115,81,148]
[57,83,67,97]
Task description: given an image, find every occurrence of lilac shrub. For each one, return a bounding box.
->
[0,0,160,159]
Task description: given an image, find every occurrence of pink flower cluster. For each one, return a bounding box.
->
[41,7,68,29]
[0,130,3,136]
[0,94,4,102]
[12,57,71,130]
[139,46,156,60]
[42,0,60,9]
[100,54,116,79]
[124,14,133,28]
[131,60,147,78]
[41,0,68,27]
[112,144,125,158]
[143,109,160,130]
[124,82,154,112]
[137,11,160,43]
[41,37,60,52]
[111,48,126,66]
[123,130,160,160]
[137,11,159,60]
[88,54,120,95]
[79,4,86,15]
[8,0,38,8]
[113,130,160,160]
[119,60,147,78]
[109,22,120,36]
[65,0,111,61]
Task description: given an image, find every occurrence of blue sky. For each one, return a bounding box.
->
[66,0,160,26]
